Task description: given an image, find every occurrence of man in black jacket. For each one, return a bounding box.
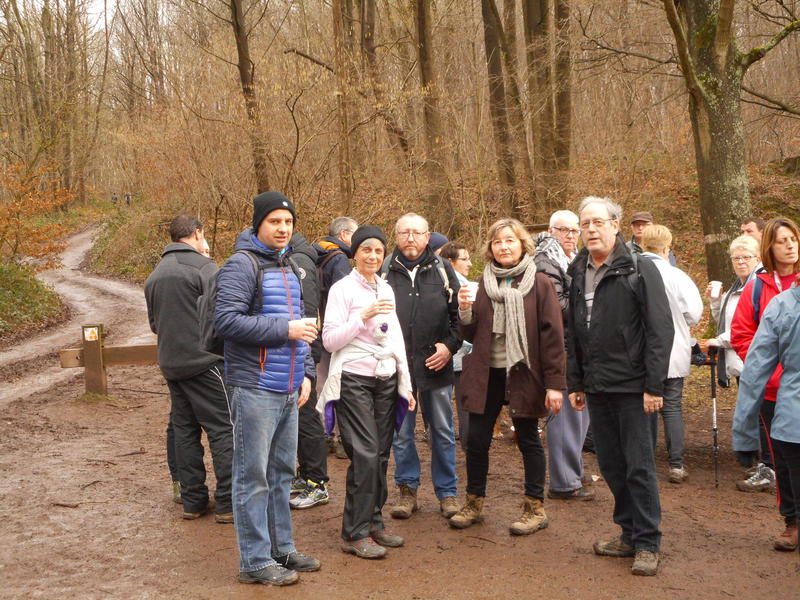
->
[144,213,233,523]
[566,197,673,577]
[384,213,462,521]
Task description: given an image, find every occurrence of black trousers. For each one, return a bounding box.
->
[297,387,329,485]
[761,401,796,523]
[466,368,545,500]
[772,440,800,538]
[336,372,397,542]
[166,362,233,513]
[166,417,178,481]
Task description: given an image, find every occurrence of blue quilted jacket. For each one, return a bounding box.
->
[214,230,313,393]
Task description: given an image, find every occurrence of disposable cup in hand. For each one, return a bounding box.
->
[302,317,318,330]
[709,280,722,299]
[465,281,479,302]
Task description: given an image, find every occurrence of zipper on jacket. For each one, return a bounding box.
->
[259,347,268,374]
[280,266,297,392]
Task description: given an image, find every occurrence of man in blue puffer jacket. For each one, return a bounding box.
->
[214,191,319,587]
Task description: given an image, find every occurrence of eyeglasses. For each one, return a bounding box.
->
[396,230,429,240]
[552,226,580,236]
[730,255,757,263]
[579,218,615,230]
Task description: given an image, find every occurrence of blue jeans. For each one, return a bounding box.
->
[392,384,458,498]
[655,377,685,469]
[229,386,298,572]
[587,391,662,552]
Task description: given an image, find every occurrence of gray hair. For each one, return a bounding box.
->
[394,212,429,232]
[329,216,358,237]
[578,196,623,222]
[549,209,579,228]
[729,234,760,257]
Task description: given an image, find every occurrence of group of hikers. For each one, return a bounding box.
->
[143,191,800,585]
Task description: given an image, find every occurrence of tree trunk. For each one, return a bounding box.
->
[553,0,571,196]
[667,1,753,281]
[413,0,452,229]
[332,0,354,208]
[229,0,270,194]
[481,0,516,211]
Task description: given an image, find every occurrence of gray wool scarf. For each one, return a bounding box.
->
[483,253,537,369]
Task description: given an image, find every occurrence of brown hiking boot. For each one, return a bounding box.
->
[449,494,484,529]
[593,537,635,557]
[440,496,460,518]
[389,485,418,519]
[774,522,798,551]
[509,496,549,536]
[631,550,659,576]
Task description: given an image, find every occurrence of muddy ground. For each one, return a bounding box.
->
[0,231,797,599]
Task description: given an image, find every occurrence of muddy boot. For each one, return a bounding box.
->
[172,481,182,504]
[509,496,549,536]
[449,494,484,529]
[390,485,418,519]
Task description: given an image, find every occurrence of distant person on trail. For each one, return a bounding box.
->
[314,216,358,459]
[740,217,765,243]
[144,213,233,523]
[534,209,595,501]
[639,225,703,484]
[567,197,673,577]
[731,217,799,552]
[626,211,676,266]
[214,191,320,586]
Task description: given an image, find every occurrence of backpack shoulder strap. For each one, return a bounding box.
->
[433,255,454,303]
[752,276,764,325]
[626,250,642,304]
[317,248,343,271]
[236,250,265,315]
[379,256,392,280]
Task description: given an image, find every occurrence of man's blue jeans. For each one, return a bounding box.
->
[392,384,458,498]
[587,391,662,552]
[229,386,298,573]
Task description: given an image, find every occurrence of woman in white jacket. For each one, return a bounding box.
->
[707,235,761,385]
[320,225,415,560]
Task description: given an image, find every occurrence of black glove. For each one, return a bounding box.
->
[735,450,758,468]
[690,343,708,366]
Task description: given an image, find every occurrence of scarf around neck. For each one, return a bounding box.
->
[535,232,570,274]
[483,253,537,369]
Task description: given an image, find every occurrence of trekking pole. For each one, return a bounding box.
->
[708,346,720,488]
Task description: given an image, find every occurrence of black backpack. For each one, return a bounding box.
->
[316,248,344,325]
[198,250,265,355]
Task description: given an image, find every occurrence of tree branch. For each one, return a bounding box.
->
[742,84,800,115]
[284,48,334,73]
[662,0,707,101]
[714,0,736,70]
[742,19,800,68]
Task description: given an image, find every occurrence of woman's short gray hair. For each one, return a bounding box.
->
[729,234,760,257]
[577,196,623,223]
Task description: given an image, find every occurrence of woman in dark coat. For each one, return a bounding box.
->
[448,218,566,535]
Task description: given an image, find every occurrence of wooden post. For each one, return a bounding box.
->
[82,324,107,395]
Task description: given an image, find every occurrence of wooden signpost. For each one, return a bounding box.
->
[59,324,157,395]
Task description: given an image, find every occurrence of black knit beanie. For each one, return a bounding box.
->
[350,225,387,255]
[252,191,297,232]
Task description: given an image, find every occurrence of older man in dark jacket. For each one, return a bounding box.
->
[144,213,233,523]
[567,197,673,577]
[383,212,462,521]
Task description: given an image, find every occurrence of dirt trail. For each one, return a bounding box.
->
[0,232,797,599]
[0,228,155,407]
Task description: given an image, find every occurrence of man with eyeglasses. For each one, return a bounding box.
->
[566,197,673,576]
[533,210,594,501]
[383,213,463,522]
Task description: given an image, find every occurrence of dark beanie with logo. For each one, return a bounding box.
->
[350,225,387,254]
[252,191,297,232]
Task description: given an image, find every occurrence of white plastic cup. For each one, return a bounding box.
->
[302,317,318,330]
[465,281,479,302]
[709,280,722,299]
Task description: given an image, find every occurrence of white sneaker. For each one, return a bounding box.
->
[668,466,688,483]
[736,463,775,492]
[289,482,330,509]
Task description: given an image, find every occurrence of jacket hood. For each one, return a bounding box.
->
[314,236,352,259]
[289,232,319,263]
[161,241,202,257]
[234,227,283,259]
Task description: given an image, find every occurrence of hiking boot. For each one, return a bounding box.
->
[668,466,689,484]
[774,522,798,551]
[440,496,460,518]
[593,537,635,557]
[390,485,418,519]
[274,551,321,572]
[214,512,234,524]
[449,494,484,529]
[289,481,330,510]
[290,476,307,496]
[548,487,595,501]
[341,536,387,559]
[509,496,549,536]
[371,528,404,547]
[631,550,659,576]
[238,564,298,586]
[334,439,348,459]
[736,463,776,492]
[172,481,182,504]
[182,505,209,520]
